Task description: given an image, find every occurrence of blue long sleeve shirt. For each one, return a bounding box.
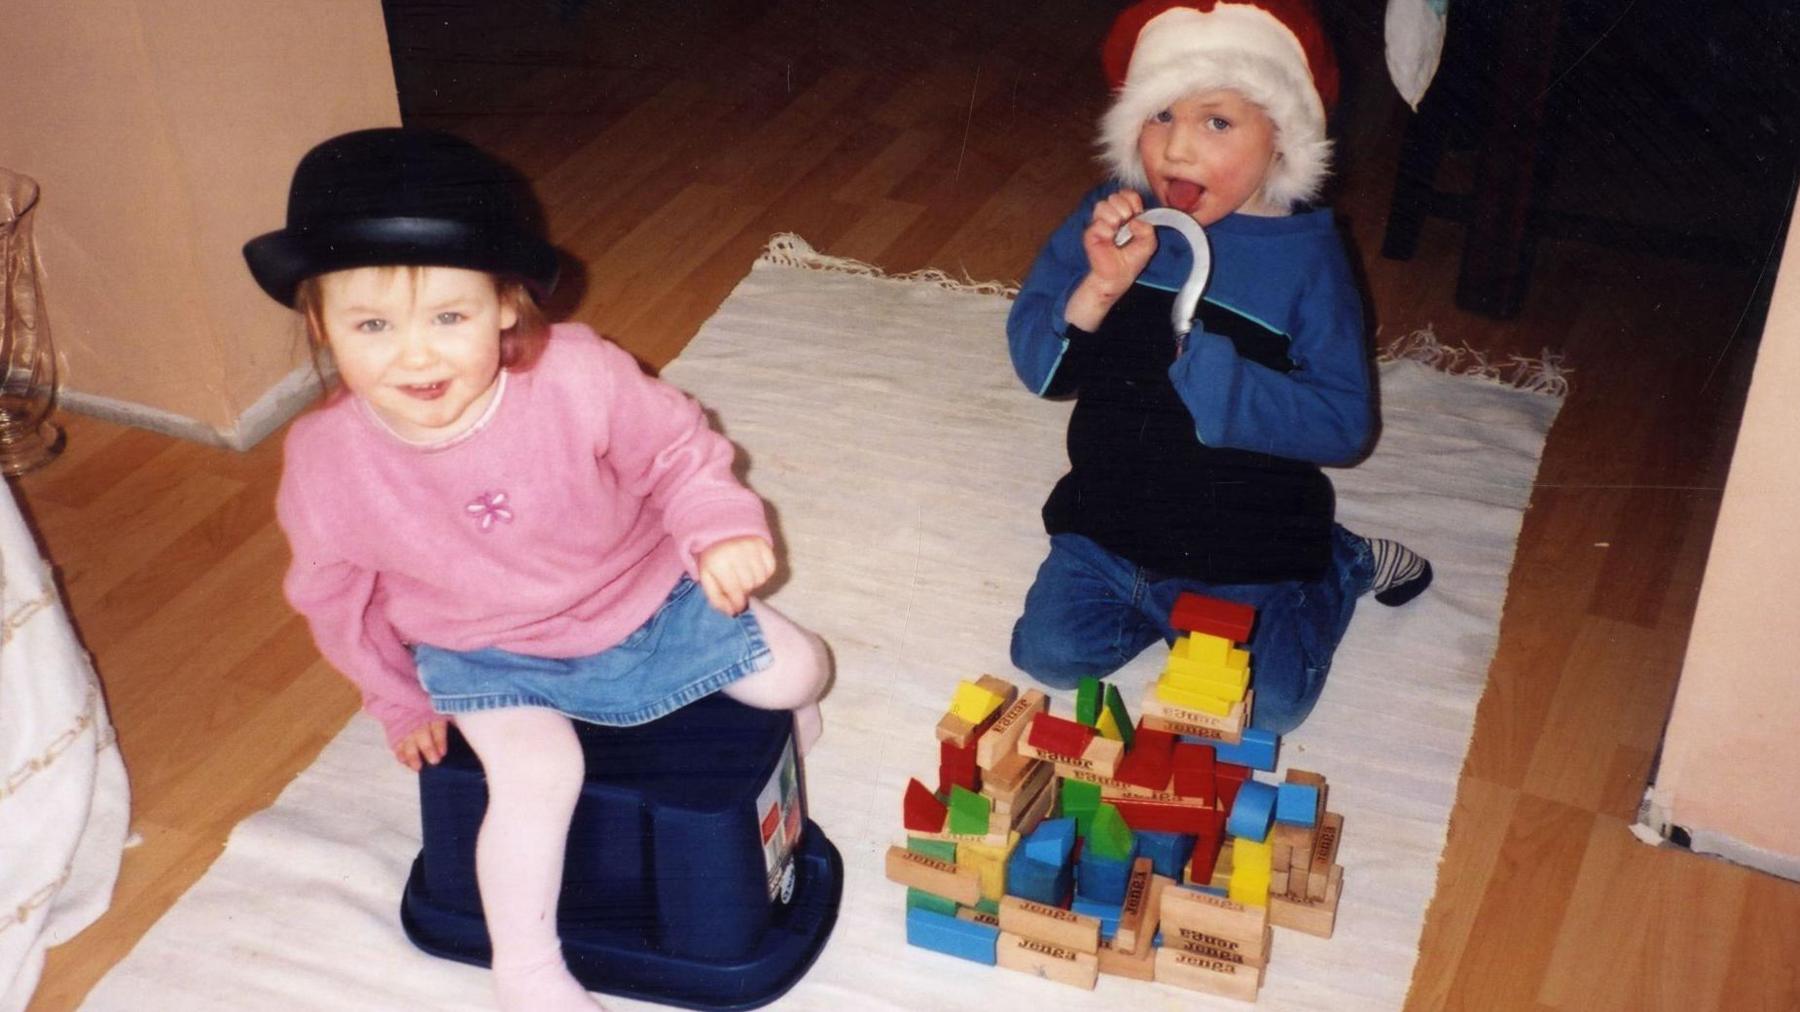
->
[1007,182,1373,582]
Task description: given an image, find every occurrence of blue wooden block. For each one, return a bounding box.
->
[1076,839,1140,905]
[1006,851,1072,907]
[1024,817,1077,867]
[905,907,999,965]
[1071,897,1122,940]
[1135,830,1197,879]
[1208,727,1278,771]
[1225,779,1278,842]
[1275,782,1320,826]
[1197,886,1229,898]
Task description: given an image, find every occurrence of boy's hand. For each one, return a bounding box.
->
[395,718,449,771]
[1067,190,1158,331]
[697,537,775,616]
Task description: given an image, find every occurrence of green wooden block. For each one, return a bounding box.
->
[1061,779,1102,837]
[949,785,991,836]
[974,895,1001,916]
[907,887,959,916]
[1104,683,1135,751]
[1088,803,1135,861]
[908,836,958,862]
[1076,676,1102,726]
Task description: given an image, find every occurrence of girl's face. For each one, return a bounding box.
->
[317,266,516,443]
[1137,89,1282,225]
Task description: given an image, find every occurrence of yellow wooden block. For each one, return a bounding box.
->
[1173,631,1233,666]
[957,830,1020,903]
[1225,646,1250,671]
[1155,680,1235,716]
[1228,865,1271,907]
[1234,835,1274,875]
[949,680,1003,723]
[1160,666,1249,702]
[1095,704,1123,741]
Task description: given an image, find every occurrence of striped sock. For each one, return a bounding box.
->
[1366,538,1433,606]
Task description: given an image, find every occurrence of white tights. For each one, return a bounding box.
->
[453,601,829,1011]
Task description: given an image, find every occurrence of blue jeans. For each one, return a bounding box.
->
[1009,528,1373,734]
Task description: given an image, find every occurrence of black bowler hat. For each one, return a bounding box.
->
[243,128,559,307]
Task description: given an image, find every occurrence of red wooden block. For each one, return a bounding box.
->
[904,778,948,833]
[1170,743,1217,804]
[1169,592,1255,644]
[1188,831,1225,885]
[1216,761,1252,782]
[1026,712,1096,760]
[1115,744,1174,792]
[1111,798,1224,837]
[1215,773,1245,813]
[939,738,980,794]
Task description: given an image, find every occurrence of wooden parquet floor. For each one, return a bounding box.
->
[19,2,1800,1008]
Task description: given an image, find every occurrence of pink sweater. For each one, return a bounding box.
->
[275,324,771,748]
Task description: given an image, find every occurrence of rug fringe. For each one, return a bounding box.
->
[1378,325,1571,397]
[760,233,1020,298]
[762,236,1571,397]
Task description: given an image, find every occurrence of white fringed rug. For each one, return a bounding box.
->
[82,237,1564,1011]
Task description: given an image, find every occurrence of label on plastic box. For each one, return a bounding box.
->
[756,735,805,901]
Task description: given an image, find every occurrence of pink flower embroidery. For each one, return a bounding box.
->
[465,491,514,532]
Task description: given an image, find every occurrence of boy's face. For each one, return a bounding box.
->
[1137,89,1281,225]
[316,266,516,443]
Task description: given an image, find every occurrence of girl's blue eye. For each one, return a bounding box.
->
[1207,116,1232,131]
[1151,109,1174,124]
[356,319,388,333]
[435,311,465,325]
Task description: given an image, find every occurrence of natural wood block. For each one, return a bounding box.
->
[1139,685,1249,744]
[981,747,1038,796]
[1114,858,1158,955]
[1096,935,1157,981]
[976,689,1046,769]
[957,907,1002,929]
[1161,883,1268,947]
[1271,864,1342,938]
[1010,768,1058,837]
[885,845,981,906]
[987,753,1053,811]
[996,931,1100,990]
[1308,811,1344,901]
[998,895,1102,955]
[1168,923,1273,969]
[1155,946,1262,1000]
[975,674,1019,712]
[1020,728,1125,779]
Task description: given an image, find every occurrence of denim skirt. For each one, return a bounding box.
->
[413,575,770,726]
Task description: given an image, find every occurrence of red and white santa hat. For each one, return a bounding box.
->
[1099,0,1341,210]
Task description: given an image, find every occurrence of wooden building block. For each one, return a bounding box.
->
[1275,782,1320,826]
[949,680,1004,723]
[1139,685,1249,744]
[958,830,1019,903]
[957,906,1002,929]
[1024,730,1125,779]
[1225,779,1278,842]
[948,785,990,836]
[985,753,1052,810]
[976,690,1046,769]
[939,737,980,793]
[907,836,957,862]
[1211,727,1279,772]
[1167,922,1273,969]
[1307,811,1344,901]
[1087,803,1135,860]
[1270,864,1342,938]
[1188,831,1225,886]
[1113,858,1159,955]
[996,932,1099,990]
[1111,796,1222,837]
[906,907,999,965]
[1025,711,1095,759]
[1170,742,1217,803]
[1155,946,1262,1000]
[885,845,981,906]
[998,895,1102,955]
[1154,680,1235,716]
[1161,882,1268,947]
[1096,935,1157,981]
[1113,731,1175,792]
[1172,630,1233,667]
[1009,768,1058,838]
[1103,684,1135,750]
[1094,703,1123,742]
[1075,676,1102,726]
[1169,592,1256,643]
[903,778,947,834]
[906,887,958,916]
[975,674,1018,709]
[1285,768,1328,814]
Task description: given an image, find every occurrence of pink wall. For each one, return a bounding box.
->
[0,0,399,443]
[1656,203,1800,863]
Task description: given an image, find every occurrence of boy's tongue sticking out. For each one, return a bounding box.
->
[1165,179,1204,213]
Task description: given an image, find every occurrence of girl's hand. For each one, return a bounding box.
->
[1067,190,1158,331]
[696,537,775,616]
[394,718,449,771]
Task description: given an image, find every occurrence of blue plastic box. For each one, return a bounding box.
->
[401,694,842,1010]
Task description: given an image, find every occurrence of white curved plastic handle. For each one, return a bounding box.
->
[1115,207,1212,337]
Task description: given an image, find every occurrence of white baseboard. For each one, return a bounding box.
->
[1635,783,1800,882]
[56,362,322,451]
